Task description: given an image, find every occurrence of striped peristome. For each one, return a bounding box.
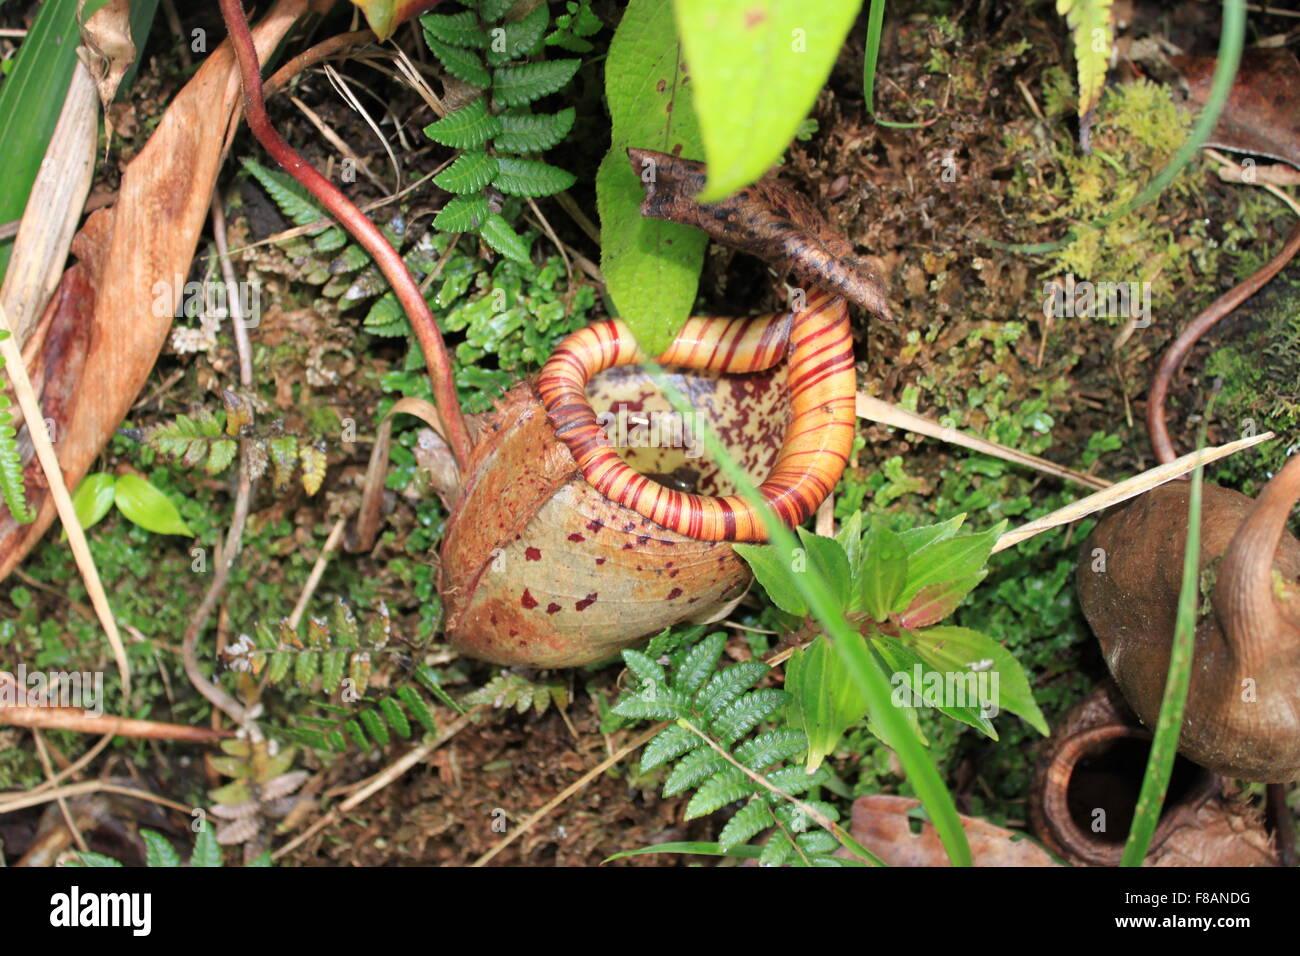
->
[537,288,855,542]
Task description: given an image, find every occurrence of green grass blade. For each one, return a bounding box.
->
[862,0,927,130]
[643,360,972,866]
[1120,452,1204,865]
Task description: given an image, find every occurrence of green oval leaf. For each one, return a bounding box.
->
[673,0,861,200]
[112,474,193,537]
[71,472,116,532]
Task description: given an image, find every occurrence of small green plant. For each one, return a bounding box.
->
[737,514,1047,764]
[127,390,328,495]
[420,0,585,262]
[611,630,850,865]
[71,472,193,537]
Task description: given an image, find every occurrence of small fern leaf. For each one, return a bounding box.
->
[763,765,828,800]
[491,156,576,197]
[360,708,390,747]
[321,648,348,695]
[242,159,325,229]
[363,293,411,337]
[671,632,726,696]
[621,648,665,687]
[484,2,549,66]
[313,226,348,253]
[434,150,500,194]
[142,830,182,868]
[379,696,411,739]
[734,728,807,772]
[298,441,327,496]
[294,648,318,689]
[344,718,368,750]
[434,194,490,233]
[684,766,750,820]
[711,688,788,746]
[1057,0,1113,120]
[424,97,501,149]
[479,213,532,263]
[662,746,728,797]
[190,824,223,867]
[268,650,293,685]
[639,723,701,772]
[494,107,576,153]
[492,59,580,108]
[397,685,438,734]
[476,0,517,22]
[426,37,491,88]
[0,403,33,522]
[609,687,690,721]
[421,10,487,48]
[760,831,792,867]
[694,660,768,723]
[206,438,238,476]
[797,831,840,857]
[718,797,772,851]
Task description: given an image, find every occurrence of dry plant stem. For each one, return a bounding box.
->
[472,724,662,866]
[287,515,347,628]
[272,709,479,861]
[263,29,375,98]
[1147,222,1300,463]
[179,198,259,726]
[0,737,112,805]
[857,394,1111,490]
[993,432,1273,553]
[218,0,472,470]
[0,303,129,698]
[0,704,229,741]
[0,779,192,816]
[33,730,88,854]
[211,198,253,386]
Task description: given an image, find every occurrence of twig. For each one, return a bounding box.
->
[287,515,348,629]
[178,198,261,726]
[0,780,192,816]
[857,393,1111,490]
[993,433,1274,553]
[0,705,228,741]
[1147,222,1300,463]
[33,730,88,854]
[218,0,472,470]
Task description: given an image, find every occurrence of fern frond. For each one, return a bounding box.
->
[494,108,576,154]
[491,156,576,197]
[492,59,580,108]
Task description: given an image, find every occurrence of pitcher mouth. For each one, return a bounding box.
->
[1038,723,1216,866]
[538,290,856,542]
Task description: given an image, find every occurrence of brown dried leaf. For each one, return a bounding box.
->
[628,147,894,320]
[1174,48,1300,170]
[848,795,1059,867]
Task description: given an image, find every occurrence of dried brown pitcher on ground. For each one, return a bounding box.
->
[1075,228,1300,783]
[1030,683,1278,866]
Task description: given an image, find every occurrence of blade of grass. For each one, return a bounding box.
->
[862,0,930,129]
[642,359,972,867]
[1120,441,1206,865]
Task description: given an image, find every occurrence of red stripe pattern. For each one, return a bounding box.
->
[537,289,856,542]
